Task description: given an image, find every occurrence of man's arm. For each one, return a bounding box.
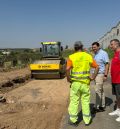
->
[66,59,72,83]
[90,59,99,80]
[104,62,110,79]
[103,52,110,79]
[66,68,71,83]
[91,66,99,80]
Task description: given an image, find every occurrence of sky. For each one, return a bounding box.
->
[0,0,120,48]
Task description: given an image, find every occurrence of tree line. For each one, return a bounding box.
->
[0,47,113,71]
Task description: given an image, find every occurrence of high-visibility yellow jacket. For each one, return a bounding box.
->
[69,51,93,84]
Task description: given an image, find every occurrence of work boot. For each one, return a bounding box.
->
[68,120,79,127]
[109,108,120,116]
[99,107,105,112]
[91,107,104,114]
[91,107,99,114]
[85,119,92,126]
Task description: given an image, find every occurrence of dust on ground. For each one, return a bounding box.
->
[0,68,69,129]
[0,67,31,93]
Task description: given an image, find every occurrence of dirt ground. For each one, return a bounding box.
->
[0,68,31,92]
[0,68,69,129]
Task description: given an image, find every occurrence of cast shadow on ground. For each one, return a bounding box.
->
[66,98,113,127]
[90,103,97,118]
[90,97,113,117]
[76,103,96,124]
[105,96,113,106]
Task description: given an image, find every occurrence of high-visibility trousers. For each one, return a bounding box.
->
[68,81,91,124]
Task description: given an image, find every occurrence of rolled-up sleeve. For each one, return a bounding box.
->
[91,59,99,68]
[66,58,72,70]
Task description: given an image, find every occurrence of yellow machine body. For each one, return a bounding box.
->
[30,42,66,79]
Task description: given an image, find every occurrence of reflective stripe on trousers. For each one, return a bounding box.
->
[68,81,91,124]
[83,113,91,117]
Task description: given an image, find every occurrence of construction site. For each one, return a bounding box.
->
[1,0,120,128]
[0,67,120,129]
[0,67,69,129]
[0,40,120,129]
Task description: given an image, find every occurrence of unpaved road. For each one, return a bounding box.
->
[0,78,69,129]
[0,68,120,129]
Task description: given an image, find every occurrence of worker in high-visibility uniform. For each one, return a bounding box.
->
[66,41,99,126]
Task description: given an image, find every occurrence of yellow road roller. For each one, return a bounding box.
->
[30,42,66,79]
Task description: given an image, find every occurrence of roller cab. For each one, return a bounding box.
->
[30,42,66,79]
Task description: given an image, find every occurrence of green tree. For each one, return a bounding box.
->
[104,48,114,59]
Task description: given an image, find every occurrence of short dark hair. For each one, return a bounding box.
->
[110,39,120,46]
[92,42,100,47]
[74,41,83,51]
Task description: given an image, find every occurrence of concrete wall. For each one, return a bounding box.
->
[98,22,120,49]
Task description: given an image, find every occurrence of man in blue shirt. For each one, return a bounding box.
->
[92,42,110,113]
